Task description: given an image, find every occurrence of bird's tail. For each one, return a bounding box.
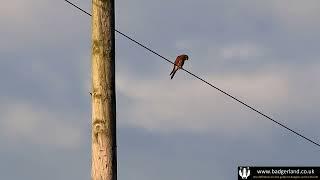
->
[170,66,175,75]
[170,69,177,79]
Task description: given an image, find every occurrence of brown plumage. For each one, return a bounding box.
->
[170,54,189,79]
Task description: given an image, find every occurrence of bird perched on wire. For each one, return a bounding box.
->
[170,54,189,79]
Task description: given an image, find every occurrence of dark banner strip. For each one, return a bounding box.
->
[238,166,320,180]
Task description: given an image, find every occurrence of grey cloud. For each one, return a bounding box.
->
[116,64,309,133]
[0,101,83,149]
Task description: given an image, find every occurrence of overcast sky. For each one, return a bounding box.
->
[1,0,320,179]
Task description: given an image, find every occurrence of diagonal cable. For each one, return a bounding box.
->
[64,0,320,148]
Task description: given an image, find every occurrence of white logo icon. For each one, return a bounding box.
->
[239,167,250,179]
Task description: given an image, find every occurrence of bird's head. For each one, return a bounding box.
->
[183,54,189,61]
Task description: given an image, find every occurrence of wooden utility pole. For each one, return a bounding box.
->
[91,0,116,180]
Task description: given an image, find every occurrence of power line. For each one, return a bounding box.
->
[63,0,320,148]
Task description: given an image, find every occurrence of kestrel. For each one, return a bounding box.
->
[170,54,189,79]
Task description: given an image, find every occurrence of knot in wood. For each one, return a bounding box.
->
[93,121,106,135]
